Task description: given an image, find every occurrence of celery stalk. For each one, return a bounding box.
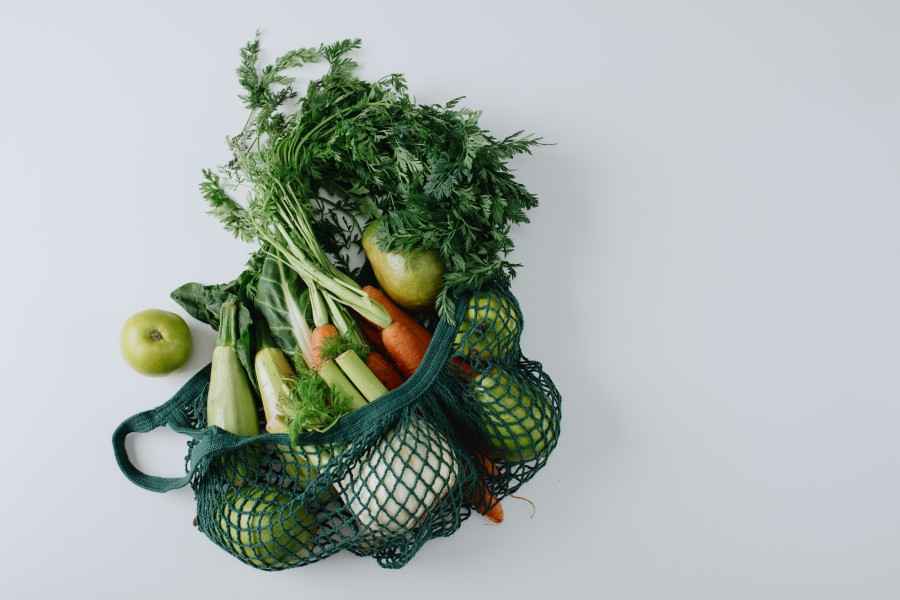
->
[318,359,367,410]
[336,350,388,402]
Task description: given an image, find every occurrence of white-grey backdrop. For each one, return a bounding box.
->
[2,1,898,598]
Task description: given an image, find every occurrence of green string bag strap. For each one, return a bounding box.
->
[111,364,211,493]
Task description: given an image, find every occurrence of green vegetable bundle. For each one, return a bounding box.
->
[112,36,561,570]
[204,36,541,320]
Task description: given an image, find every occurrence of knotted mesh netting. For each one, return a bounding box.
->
[113,286,561,570]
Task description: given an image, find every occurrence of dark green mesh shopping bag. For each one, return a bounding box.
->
[112,287,561,570]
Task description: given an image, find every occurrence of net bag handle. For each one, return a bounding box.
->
[112,364,210,493]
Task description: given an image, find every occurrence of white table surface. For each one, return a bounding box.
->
[3,1,899,598]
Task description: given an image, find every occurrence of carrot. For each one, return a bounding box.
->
[451,357,476,380]
[310,324,339,369]
[358,316,408,385]
[358,317,386,353]
[450,356,503,523]
[364,285,433,377]
[365,351,405,390]
[474,456,504,523]
[363,286,431,346]
[450,347,500,522]
[381,320,429,378]
[481,493,504,523]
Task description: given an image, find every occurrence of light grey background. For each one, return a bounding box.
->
[1,1,898,598]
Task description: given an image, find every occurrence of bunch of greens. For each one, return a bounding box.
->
[202,34,541,318]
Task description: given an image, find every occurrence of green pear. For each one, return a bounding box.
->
[362,220,444,311]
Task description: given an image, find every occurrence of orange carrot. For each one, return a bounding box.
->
[309,324,339,369]
[451,357,476,380]
[450,361,503,523]
[474,457,504,523]
[365,351,405,390]
[363,286,432,346]
[358,316,408,385]
[358,317,387,353]
[481,494,504,523]
[381,320,429,378]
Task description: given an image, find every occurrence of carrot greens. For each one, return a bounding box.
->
[201,35,542,319]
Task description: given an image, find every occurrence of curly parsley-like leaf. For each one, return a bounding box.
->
[204,35,543,319]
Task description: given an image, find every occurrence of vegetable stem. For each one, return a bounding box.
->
[273,247,391,328]
[336,350,388,402]
[308,280,328,328]
[255,346,294,434]
[278,261,315,368]
[318,359,367,410]
[217,299,238,347]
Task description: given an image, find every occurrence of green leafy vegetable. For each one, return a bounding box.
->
[171,278,259,391]
[171,253,261,328]
[171,281,231,328]
[253,255,311,362]
[203,36,542,319]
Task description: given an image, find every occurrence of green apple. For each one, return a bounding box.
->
[120,309,192,375]
[472,367,555,462]
[218,486,318,569]
[453,292,522,362]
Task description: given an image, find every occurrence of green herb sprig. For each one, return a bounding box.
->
[281,368,354,441]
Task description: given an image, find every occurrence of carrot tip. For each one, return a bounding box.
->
[484,502,504,524]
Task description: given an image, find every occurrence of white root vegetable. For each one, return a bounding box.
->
[340,419,458,534]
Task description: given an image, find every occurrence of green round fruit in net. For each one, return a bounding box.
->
[275,442,327,483]
[217,486,317,569]
[453,292,521,362]
[472,366,554,462]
